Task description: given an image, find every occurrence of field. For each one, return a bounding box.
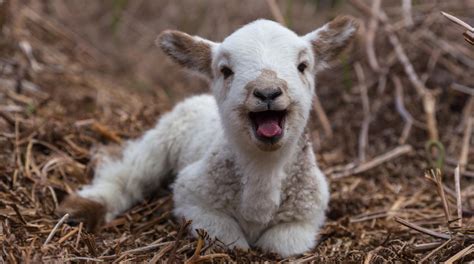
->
[1,0,473,262]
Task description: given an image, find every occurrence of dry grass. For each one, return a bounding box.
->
[1,0,474,262]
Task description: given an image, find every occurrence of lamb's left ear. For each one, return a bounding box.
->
[157,30,217,78]
[303,16,359,69]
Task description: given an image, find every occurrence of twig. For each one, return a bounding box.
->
[363,249,376,264]
[459,118,473,173]
[121,241,173,255]
[418,239,452,263]
[423,92,439,141]
[184,236,229,264]
[58,228,79,244]
[392,75,413,144]
[331,145,413,179]
[355,62,370,162]
[84,233,98,256]
[65,257,104,262]
[425,169,451,223]
[313,95,333,138]
[456,94,474,133]
[91,122,122,144]
[412,242,443,253]
[265,0,286,25]
[75,222,83,249]
[451,83,474,96]
[148,243,174,264]
[454,166,462,227]
[366,0,381,71]
[43,213,69,246]
[464,31,474,45]
[394,217,450,240]
[168,220,191,264]
[350,0,439,141]
[402,0,414,27]
[444,244,474,264]
[441,12,474,31]
[441,12,474,46]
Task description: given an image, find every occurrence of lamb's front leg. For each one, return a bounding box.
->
[173,161,249,250]
[256,221,320,257]
[174,205,249,250]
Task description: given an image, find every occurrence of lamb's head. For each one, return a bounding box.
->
[158,16,358,152]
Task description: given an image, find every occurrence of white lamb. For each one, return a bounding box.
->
[58,16,358,257]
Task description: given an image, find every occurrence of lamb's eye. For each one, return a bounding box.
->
[297,62,307,73]
[220,66,234,79]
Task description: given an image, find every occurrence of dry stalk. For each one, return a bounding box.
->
[394,217,450,240]
[355,62,370,162]
[91,122,122,144]
[444,244,474,264]
[366,0,381,71]
[331,145,413,179]
[412,242,444,253]
[453,85,474,134]
[453,166,462,227]
[441,11,474,46]
[265,0,285,25]
[402,0,414,27]
[350,0,439,141]
[459,117,473,173]
[184,235,229,264]
[451,83,474,96]
[392,75,413,144]
[313,95,333,138]
[424,169,451,223]
[167,220,191,264]
[418,239,452,263]
[43,213,70,246]
[75,222,83,249]
[422,92,438,141]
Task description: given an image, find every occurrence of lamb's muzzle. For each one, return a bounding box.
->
[57,15,359,258]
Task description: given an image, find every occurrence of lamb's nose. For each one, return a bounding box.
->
[253,88,282,102]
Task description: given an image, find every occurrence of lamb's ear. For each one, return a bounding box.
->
[157,30,217,78]
[303,16,359,70]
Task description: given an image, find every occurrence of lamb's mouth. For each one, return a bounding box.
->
[248,110,287,144]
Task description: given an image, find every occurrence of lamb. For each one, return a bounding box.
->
[58,16,358,257]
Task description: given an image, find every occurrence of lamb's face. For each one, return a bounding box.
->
[212,21,316,151]
[159,16,358,152]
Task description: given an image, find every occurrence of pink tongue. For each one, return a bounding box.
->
[257,119,282,138]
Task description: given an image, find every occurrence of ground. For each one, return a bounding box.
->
[0,0,473,263]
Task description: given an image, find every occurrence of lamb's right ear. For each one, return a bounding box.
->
[157,30,217,79]
[303,16,359,71]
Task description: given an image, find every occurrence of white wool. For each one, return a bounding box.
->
[75,17,357,257]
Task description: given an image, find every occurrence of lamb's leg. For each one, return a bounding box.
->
[57,125,172,231]
[255,220,321,257]
[174,205,249,250]
[172,161,249,250]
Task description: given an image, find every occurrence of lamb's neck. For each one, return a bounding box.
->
[233,135,304,224]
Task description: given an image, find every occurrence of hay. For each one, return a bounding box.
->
[1,0,473,262]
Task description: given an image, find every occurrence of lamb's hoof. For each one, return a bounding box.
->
[56,195,106,233]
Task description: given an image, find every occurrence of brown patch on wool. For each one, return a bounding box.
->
[56,195,106,233]
[245,69,288,93]
[311,15,359,63]
[158,30,213,77]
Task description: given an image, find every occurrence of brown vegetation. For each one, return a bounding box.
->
[1,0,473,262]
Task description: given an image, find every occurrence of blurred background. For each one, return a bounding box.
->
[16,0,358,105]
[1,0,474,262]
